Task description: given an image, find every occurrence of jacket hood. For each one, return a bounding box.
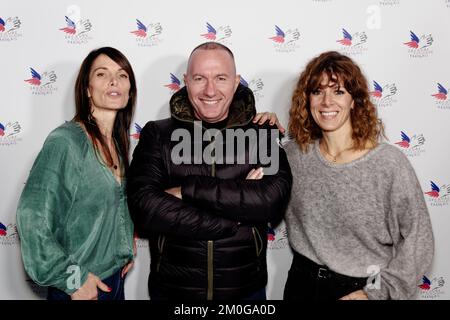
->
[169,83,256,128]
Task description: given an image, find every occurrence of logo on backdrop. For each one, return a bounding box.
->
[404,30,433,58]
[379,0,400,5]
[267,223,288,250]
[336,28,368,55]
[370,80,397,108]
[136,237,149,248]
[24,67,58,95]
[240,77,264,102]
[394,131,425,157]
[446,0,450,9]
[164,73,182,93]
[131,123,142,141]
[269,25,300,53]
[200,22,232,45]
[424,181,450,207]
[0,221,19,245]
[130,19,163,47]
[431,83,450,110]
[59,15,92,44]
[0,16,22,41]
[0,121,22,146]
[419,275,445,299]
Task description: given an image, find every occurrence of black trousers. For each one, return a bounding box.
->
[283,251,368,301]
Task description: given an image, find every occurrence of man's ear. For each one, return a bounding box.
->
[235,74,241,90]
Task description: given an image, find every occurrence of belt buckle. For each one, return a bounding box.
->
[318,268,329,279]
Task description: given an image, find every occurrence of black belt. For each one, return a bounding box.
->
[293,251,368,287]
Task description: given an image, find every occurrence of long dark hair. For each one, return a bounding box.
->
[73,47,137,172]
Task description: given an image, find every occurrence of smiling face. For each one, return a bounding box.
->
[87,54,131,114]
[184,48,240,123]
[309,73,354,135]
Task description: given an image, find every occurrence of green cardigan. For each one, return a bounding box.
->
[16,121,134,295]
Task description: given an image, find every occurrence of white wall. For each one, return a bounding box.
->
[1,0,449,300]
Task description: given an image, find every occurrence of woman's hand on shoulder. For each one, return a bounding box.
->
[253,112,285,134]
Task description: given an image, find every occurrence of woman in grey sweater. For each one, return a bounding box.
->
[282,51,434,300]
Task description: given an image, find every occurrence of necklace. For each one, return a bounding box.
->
[320,140,353,163]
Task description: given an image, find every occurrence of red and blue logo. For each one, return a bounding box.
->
[394,131,425,149]
[404,30,433,49]
[418,275,445,299]
[0,222,6,236]
[370,81,397,99]
[24,67,57,87]
[59,15,92,35]
[425,181,440,198]
[269,25,285,43]
[419,276,432,290]
[0,16,21,33]
[0,121,21,137]
[424,181,450,206]
[201,22,217,40]
[337,28,367,47]
[267,224,288,250]
[431,83,448,101]
[268,226,276,241]
[131,19,147,38]
[60,16,76,35]
[0,17,5,32]
[164,73,181,92]
[269,25,300,50]
[200,22,231,42]
[131,123,142,140]
[130,19,162,39]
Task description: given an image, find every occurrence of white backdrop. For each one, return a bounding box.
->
[1,0,449,300]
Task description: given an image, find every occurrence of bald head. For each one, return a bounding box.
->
[187,42,236,74]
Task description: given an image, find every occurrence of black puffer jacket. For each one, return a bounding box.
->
[128,84,292,300]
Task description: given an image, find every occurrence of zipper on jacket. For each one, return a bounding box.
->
[207,240,214,300]
[156,235,166,272]
[252,227,263,257]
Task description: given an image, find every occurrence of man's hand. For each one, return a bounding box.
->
[165,186,182,199]
[246,167,264,180]
[339,290,369,300]
[253,112,285,134]
[71,272,111,300]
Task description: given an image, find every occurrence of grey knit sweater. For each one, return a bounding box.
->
[283,140,434,300]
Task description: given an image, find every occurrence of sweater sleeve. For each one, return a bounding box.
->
[127,121,239,240]
[365,152,434,300]
[181,145,292,224]
[16,134,89,295]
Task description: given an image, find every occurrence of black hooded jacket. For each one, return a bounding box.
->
[127,84,292,300]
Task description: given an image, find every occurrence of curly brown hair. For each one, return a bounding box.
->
[288,51,384,152]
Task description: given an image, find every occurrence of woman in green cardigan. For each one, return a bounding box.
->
[16,47,136,300]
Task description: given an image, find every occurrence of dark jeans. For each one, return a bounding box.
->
[47,268,125,300]
[284,252,368,301]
